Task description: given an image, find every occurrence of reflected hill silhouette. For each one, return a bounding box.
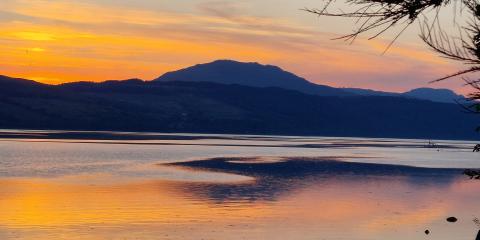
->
[166,157,463,203]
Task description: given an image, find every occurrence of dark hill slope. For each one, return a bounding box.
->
[0,76,477,140]
[154,60,352,96]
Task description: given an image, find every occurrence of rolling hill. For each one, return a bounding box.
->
[155,60,466,103]
[0,74,478,140]
[154,60,352,96]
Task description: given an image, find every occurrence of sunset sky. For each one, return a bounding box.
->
[0,0,470,93]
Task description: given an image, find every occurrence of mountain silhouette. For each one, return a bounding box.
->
[0,74,478,140]
[154,60,352,96]
[342,88,398,97]
[155,60,465,103]
[403,88,465,103]
[344,87,465,103]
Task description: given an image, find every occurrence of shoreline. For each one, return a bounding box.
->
[0,129,478,142]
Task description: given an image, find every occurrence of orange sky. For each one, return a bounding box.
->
[0,0,471,93]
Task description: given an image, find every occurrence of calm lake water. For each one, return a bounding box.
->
[0,130,479,240]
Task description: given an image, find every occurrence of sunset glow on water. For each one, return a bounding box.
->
[2,0,480,239]
[0,132,479,240]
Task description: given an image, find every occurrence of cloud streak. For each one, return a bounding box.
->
[0,0,466,93]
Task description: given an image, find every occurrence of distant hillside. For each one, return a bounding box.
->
[155,60,465,103]
[0,75,47,92]
[0,75,478,140]
[344,87,466,103]
[343,88,398,97]
[154,60,352,96]
[403,88,466,103]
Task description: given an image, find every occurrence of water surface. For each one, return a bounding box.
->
[0,130,479,239]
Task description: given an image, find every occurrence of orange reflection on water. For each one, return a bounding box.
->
[0,178,268,228]
[0,173,479,240]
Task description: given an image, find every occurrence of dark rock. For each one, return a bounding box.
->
[446,217,458,223]
[474,144,480,152]
[425,229,430,235]
[464,169,480,179]
[476,230,480,240]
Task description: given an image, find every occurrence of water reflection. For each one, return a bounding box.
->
[1,132,480,240]
[0,164,479,240]
[167,157,462,203]
[167,158,479,240]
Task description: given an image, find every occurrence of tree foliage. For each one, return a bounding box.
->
[306,0,480,112]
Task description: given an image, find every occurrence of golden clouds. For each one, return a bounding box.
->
[28,47,46,52]
[0,0,462,92]
[0,0,290,83]
[12,31,55,41]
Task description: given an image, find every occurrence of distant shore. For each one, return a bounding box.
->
[0,129,478,142]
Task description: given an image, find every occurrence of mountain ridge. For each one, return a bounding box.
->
[154,60,465,103]
[0,74,477,140]
[154,60,352,96]
[2,60,465,104]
